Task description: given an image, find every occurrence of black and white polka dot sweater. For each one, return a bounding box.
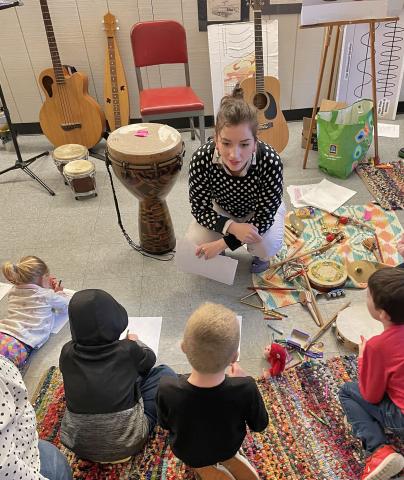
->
[0,356,45,479]
[189,139,283,250]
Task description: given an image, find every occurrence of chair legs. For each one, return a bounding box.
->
[190,117,196,140]
[199,113,205,145]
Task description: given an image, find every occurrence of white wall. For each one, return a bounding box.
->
[2,0,395,124]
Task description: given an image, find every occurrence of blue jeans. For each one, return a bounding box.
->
[38,439,72,479]
[339,382,404,456]
[137,364,177,431]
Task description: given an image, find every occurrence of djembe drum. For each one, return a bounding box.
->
[106,123,184,254]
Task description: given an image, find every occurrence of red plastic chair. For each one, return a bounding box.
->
[130,20,205,144]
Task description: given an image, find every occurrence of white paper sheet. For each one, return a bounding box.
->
[287,179,356,212]
[0,282,12,301]
[51,288,76,334]
[286,184,317,208]
[119,317,163,356]
[176,238,238,285]
[378,123,400,138]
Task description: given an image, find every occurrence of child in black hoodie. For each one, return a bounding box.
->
[59,289,176,463]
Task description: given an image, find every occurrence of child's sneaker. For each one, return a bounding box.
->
[250,256,270,274]
[220,451,259,479]
[194,464,236,480]
[361,445,404,480]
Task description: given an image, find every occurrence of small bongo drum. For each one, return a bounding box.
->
[63,159,97,200]
[307,259,347,292]
[52,144,88,184]
[106,123,184,254]
[336,304,383,350]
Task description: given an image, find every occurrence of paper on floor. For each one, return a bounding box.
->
[0,282,12,301]
[120,317,163,356]
[176,238,238,285]
[287,179,356,212]
[51,288,76,334]
[378,123,400,138]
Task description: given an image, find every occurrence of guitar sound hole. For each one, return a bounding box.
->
[42,76,54,98]
[253,93,267,110]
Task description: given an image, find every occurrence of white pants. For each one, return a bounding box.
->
[185,202,286,260]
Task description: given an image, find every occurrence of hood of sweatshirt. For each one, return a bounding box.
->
[68,289,128,346]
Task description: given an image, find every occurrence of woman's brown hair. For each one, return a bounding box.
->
[215,84,258,139]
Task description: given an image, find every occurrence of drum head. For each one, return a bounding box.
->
[53,144,88,160]
[106,123,182,166]
[64,159,95,176]
[336,304,383,347]
[307,259,347,290]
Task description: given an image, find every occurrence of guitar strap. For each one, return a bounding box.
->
[104,148,175,261]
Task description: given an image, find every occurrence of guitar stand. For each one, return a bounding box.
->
[0,76,54,195]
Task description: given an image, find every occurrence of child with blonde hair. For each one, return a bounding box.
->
[157,303,268,480]
[0,255,68,369]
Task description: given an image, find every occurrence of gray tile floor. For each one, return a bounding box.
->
[0,119,403,399]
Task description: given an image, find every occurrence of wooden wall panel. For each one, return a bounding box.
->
[3,2,401,124]
[0,58,20,123]
[0,7,42,123]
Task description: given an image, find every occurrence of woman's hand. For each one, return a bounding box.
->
[227,222,262,244]
[195,239,226,259]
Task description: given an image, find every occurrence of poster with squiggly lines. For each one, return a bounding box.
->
[208,20,278,118]
[336,17,404,120]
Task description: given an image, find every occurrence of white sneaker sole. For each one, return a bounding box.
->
[364,453,404,480]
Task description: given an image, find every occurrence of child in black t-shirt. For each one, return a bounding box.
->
[156,303,268,480]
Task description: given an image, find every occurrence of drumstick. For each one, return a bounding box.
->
[302,269,325,326]
[303,301,351,351]
[264,243,305,284]
[373,233,384,264]
[299,291,321,327]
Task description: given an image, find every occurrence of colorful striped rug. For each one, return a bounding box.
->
[34,356,404,479]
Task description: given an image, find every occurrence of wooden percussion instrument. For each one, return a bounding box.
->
[52,144,88,184]
[63,159,97,200]
[106,123,184,254]
[307,259,347,291]
[336,304,383,350]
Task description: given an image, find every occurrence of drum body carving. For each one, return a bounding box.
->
[336,304,383,350]
[106,123,183,254]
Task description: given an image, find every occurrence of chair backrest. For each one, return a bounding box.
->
[131,20,189,68]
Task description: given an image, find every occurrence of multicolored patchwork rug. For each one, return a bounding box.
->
[356,161,404,210]
[254,204,404,309]
[33,357,404,480]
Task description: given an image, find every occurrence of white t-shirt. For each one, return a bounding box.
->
[0,355,46,479]
[0,284,69,348]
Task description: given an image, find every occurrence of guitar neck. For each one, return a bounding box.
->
[39,0,65,84]
[253,9,265,94]
[107,36,121,129]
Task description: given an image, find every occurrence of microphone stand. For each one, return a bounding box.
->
[0,0,55,195]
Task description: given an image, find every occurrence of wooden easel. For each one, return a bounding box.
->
[301,16,399,169]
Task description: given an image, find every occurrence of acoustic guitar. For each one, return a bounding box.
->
[241,0,289,153]
[103,12,130,132]
[38,0,106,148]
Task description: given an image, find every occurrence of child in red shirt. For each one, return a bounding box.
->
[339,268,404,480]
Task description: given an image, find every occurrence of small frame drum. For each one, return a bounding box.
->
[52,144,88,185]
[336,304,383,350]
[106,123,184,254]
[307,259,347,292]
[63,159,97,200]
